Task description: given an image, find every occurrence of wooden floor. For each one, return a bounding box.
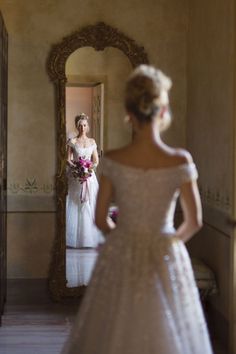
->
[0,304,76,354]
[0,279,228,354]
[0,280,79,354]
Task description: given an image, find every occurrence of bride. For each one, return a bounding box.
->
[66,113,101,248]
[62,66,213,353]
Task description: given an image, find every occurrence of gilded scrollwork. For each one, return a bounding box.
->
[47,22,149,82]
[47,22,149,300]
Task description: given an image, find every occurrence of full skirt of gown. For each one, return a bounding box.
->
[62,229,213,354]
[66,171,101,248]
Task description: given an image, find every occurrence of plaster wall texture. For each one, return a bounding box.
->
[187,0,234,326]
[7,213,55,278]
[187,0,234,212]
[0,0,188,278]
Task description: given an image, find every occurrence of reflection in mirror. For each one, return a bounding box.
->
[65,47,132,288]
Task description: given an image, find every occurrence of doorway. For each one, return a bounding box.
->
[66,83,104,157]
[65,82,104,287]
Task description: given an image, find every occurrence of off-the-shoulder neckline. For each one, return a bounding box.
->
[68,140,96,149]
[102,156,195,173]
[76,144,95,148]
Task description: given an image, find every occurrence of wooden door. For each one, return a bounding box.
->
[0,11,8,324]
[91,83,104,157]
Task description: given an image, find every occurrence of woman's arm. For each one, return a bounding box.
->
[92,143,99,167]
[95,175,115,234]
[67,145,75,167]
[175,179,203,243]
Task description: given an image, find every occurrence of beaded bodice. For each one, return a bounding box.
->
[68,141,96,160]
[102,157,198,235]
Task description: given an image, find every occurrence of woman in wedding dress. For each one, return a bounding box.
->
[66,113,101,248]
[62,66,213,354]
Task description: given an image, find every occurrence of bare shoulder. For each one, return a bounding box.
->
[68,137,76,145]
[173,148,193,165]
[89,138,96,145]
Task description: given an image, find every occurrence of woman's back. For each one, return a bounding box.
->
[105,140,191,169]
[102,152,197,235]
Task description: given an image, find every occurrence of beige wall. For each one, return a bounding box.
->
[187,0,234,210]
[7,213,55,278]
[186,0,234,341]
[0,0,188,278]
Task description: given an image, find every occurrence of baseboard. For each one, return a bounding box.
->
[7,278,50,305]
[6,278,82,306]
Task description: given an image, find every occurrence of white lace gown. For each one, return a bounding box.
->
[62,157,213,354]
[66,141,101,248]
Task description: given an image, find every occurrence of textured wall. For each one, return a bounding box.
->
[0,0,188,278]
[186,0,234,335]
[187,0,234,212]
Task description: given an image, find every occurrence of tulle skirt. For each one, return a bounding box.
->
[62,230,213,354]
[66,172,101,248]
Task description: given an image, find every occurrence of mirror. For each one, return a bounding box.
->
[47,22,149,300]
[65,47,133,289]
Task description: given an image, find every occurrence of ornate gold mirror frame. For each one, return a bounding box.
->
[47,22,149,300]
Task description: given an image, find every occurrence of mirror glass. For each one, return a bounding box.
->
[65,47,132,288]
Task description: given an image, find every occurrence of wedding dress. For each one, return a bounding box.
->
[62,156,213,354]
[66,141,101,248]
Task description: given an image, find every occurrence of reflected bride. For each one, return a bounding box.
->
[47,22,150,298]
[66,113,102,249]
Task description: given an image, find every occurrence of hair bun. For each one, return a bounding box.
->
[77,113,89,120]
[125,65,172,124]
[75,113,89,126]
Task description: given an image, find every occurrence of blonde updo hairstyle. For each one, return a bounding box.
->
[125,65,172,130]
[75,113,90,133]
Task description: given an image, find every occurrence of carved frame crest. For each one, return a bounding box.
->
[47,22,149,300]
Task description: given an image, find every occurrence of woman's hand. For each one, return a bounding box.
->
[106,216,116,230]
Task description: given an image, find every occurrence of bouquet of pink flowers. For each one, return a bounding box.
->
[71,157,93,183]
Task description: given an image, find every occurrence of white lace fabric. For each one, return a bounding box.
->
[66,142,101,249]
[62,157,213,354]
